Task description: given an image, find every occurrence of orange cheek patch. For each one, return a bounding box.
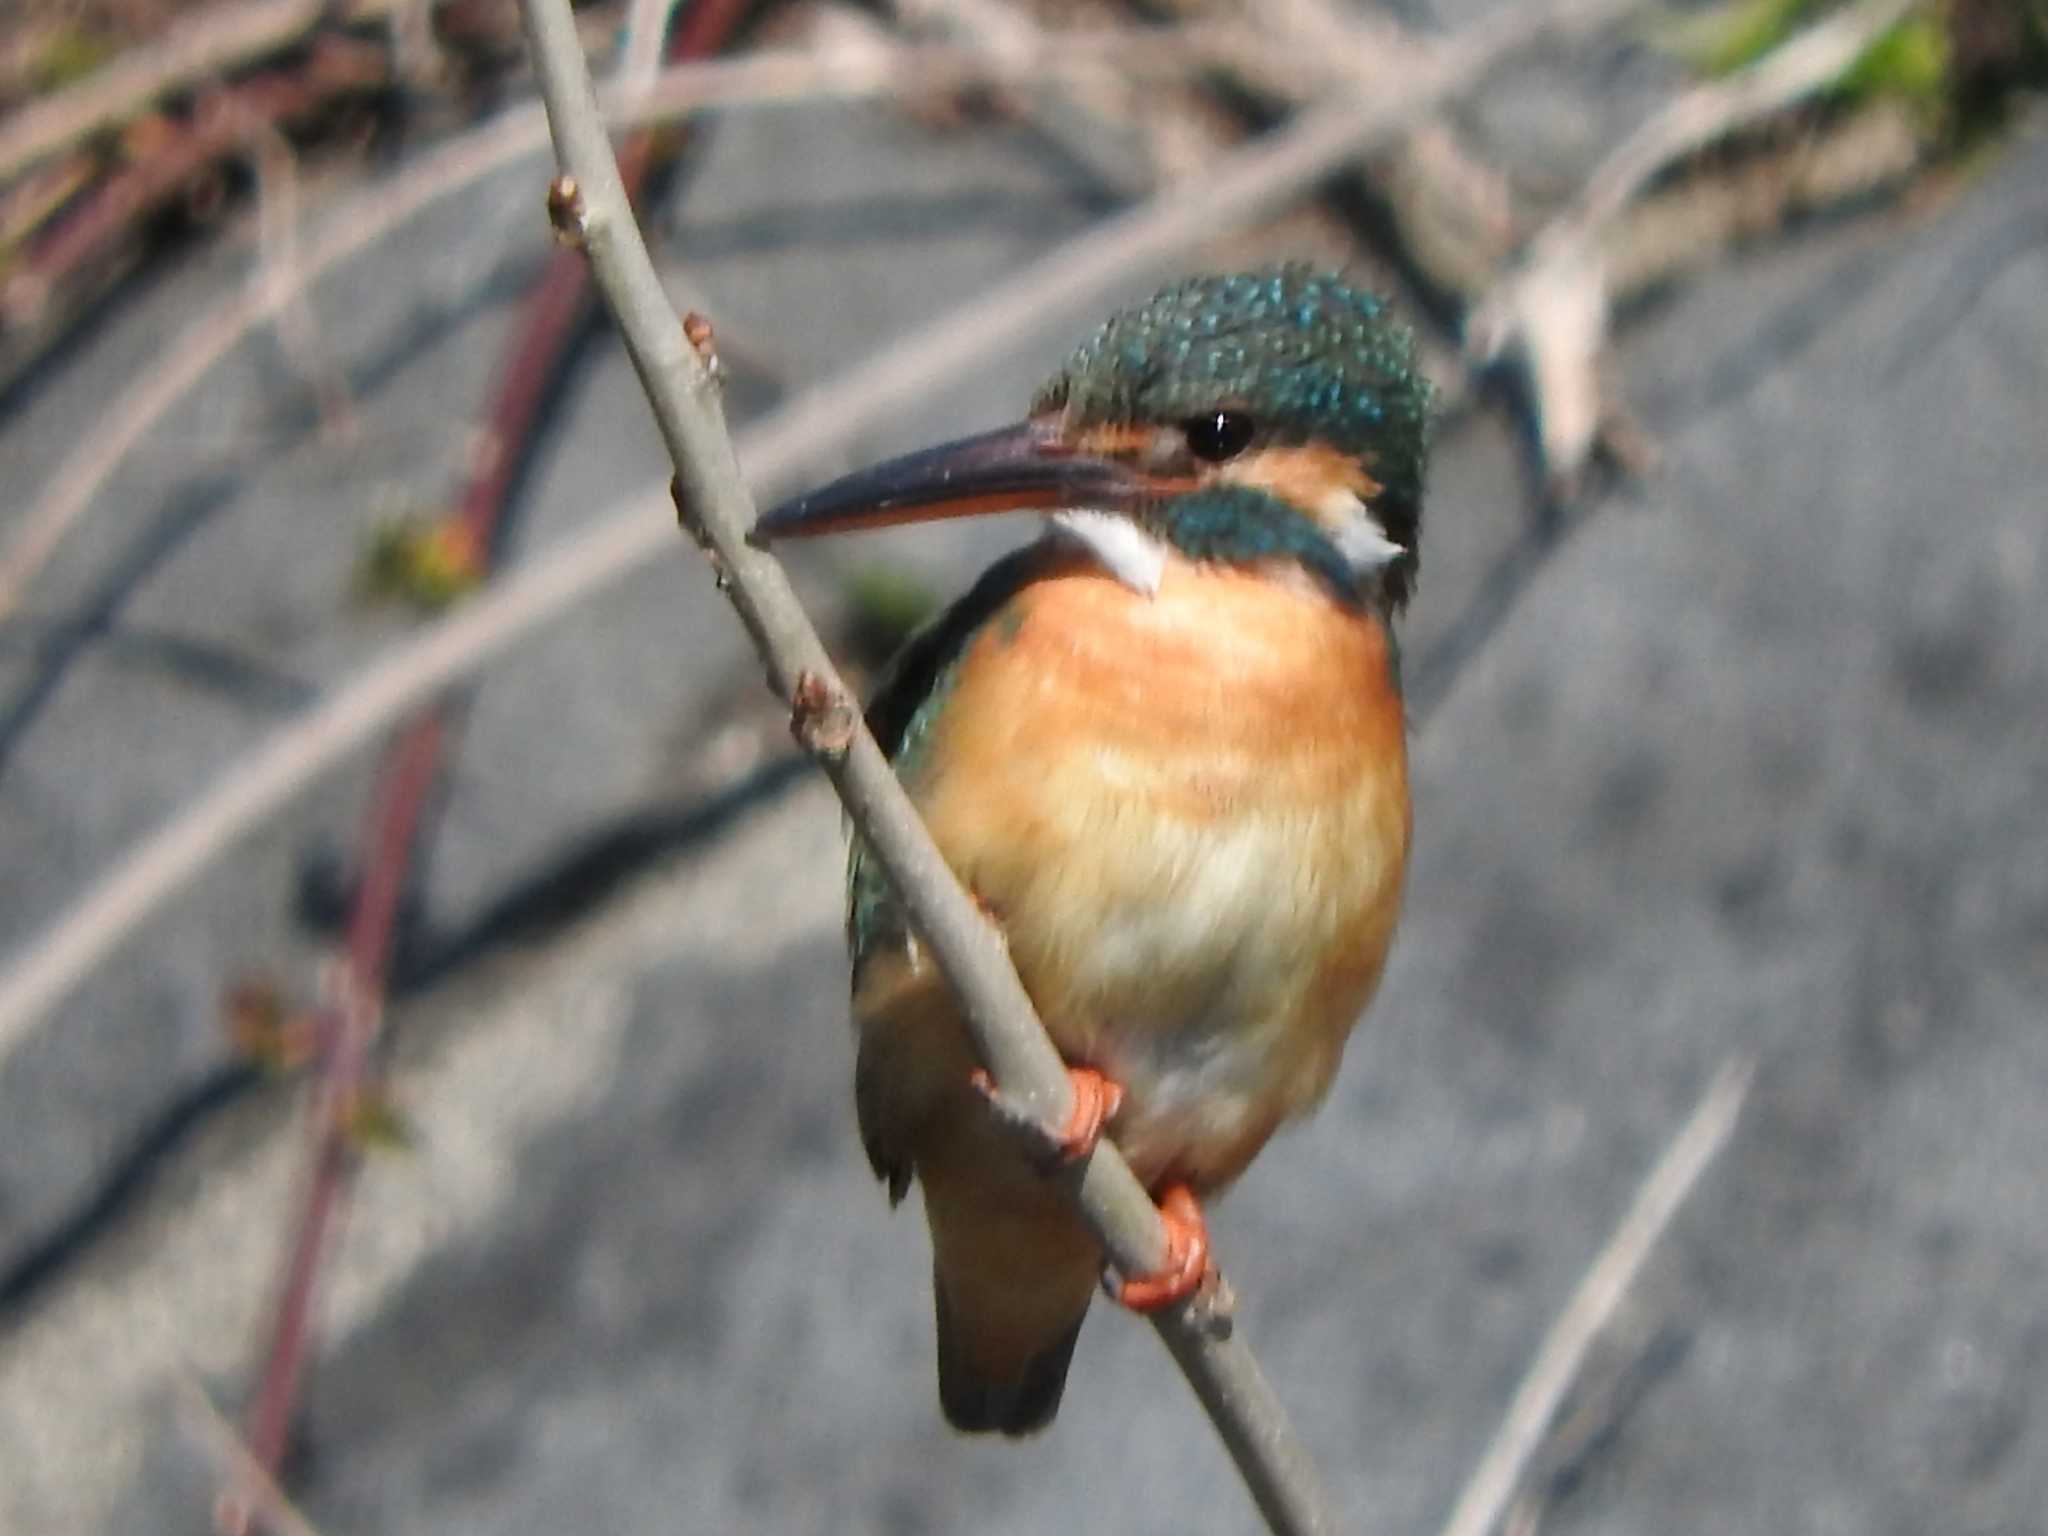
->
[1225,444,1384,535]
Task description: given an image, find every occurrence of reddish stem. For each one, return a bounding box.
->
[235,716,441,1498]
[227,4,755,1528]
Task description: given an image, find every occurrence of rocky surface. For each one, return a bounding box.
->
[2,23,2045,1536]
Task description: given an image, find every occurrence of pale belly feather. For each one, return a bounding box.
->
[909,556,1409,1190]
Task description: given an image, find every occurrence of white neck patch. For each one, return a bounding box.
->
[1320,488,1405,573]
[1048,509,1167,596]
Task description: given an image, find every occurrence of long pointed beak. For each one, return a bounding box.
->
[752,420,1166,542]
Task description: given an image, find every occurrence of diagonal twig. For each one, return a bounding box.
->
[520,0,1339,1525]
[1436,1058,1755,1536]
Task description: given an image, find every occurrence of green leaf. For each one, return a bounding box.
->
[1840,13,1952,105]
[357,515,483,610]
[1666,0,1822,76]
[346,1092,415,1153]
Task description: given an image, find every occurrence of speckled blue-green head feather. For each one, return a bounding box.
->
[1033,266,1434,602]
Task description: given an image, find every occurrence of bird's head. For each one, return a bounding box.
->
[755,267,1434,612]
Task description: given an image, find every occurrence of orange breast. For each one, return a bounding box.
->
[908,552,1410,1188]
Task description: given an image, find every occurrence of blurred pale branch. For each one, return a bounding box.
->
[1439,1059,1755,1536]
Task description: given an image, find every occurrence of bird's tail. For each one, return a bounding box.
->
[935,1276,1087,1436]
[925,1166,1100,1436]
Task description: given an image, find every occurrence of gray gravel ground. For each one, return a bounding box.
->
[1,33,2046,1536]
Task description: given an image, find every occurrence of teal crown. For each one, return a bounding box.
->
[1033,267,1433,592]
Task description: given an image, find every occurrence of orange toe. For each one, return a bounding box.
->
[969,1064,1124,1169]
[1115,1183,1212,1312]
[1053,1066,1124,1164]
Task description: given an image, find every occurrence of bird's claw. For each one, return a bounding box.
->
[1111,1183,1214,1313]
[969,1064,1123,1171]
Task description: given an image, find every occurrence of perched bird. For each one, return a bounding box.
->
[755,267,1432,1435]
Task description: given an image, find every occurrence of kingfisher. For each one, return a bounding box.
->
[755,267,1431,1435]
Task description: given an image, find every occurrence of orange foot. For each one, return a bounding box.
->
[969,1064,1124,1169]
[1114,1183,1212,1312]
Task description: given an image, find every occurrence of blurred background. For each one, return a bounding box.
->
[1,0,2045,1531]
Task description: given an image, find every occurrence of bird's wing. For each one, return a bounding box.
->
[844,541,1055,1200]
[846,540,1056,982]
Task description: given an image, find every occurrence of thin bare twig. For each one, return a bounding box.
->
[1606,98,1923,297]
[523,0,1341,1524]
[1436,1058,1755,1536]
[222,721,444,1534]
[0,0,1638,1096]
[1498,1321,1686,1536]
[1466,0,1923,490]
[616,0,683,97]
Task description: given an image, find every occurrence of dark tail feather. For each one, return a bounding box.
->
[934,1279,1086,1436]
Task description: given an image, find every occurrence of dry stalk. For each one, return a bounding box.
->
[1436,1059,1755,1536]
[1229,0,1525,309]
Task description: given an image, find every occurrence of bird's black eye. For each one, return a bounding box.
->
[1183,410,1255,463]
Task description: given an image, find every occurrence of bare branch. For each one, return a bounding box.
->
[214,13,749,1525]
[1437,1058,1755,1536]
[1607,98,1922,298]
[1240,0,1525,310]
[887,0,1164,193]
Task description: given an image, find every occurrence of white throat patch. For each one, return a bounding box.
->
[1048,509,1167,596]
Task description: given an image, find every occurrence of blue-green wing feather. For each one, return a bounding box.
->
[847,543,1056,986]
